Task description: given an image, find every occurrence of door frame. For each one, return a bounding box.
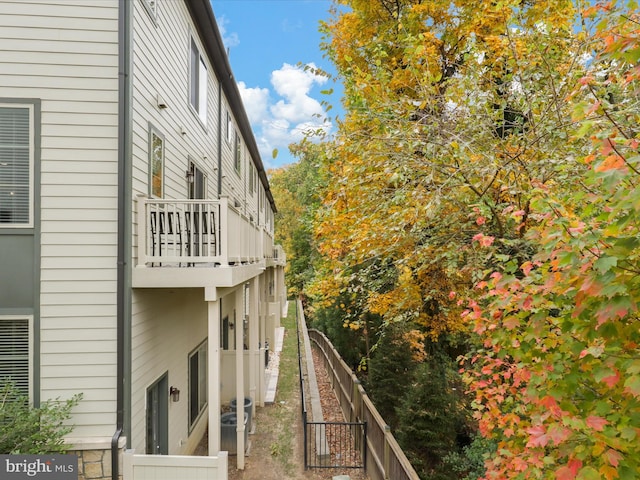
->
[146,372,169,455]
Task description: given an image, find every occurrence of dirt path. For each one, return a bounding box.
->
[227,383,322,480]
[225,330,367,480]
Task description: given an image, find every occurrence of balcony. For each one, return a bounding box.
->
[267,244,286,268]
[133,196,279,288]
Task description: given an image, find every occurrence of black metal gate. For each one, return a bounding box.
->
[304,417,367,470]
[297,301,367,471]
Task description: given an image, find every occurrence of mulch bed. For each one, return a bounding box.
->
[310,345,368,480]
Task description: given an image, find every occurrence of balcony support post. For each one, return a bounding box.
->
[235,287,246,468]
[219,196,229,266]
[249,277,259,412]
[258,275,266,407]
[136,195,148,267]
[206,289,222,456]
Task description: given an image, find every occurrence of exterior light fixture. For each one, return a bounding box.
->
[169,386,180,402]
[185,165,194,184]
[156,94,168,109]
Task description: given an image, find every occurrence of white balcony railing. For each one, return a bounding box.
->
[136,196,265,267]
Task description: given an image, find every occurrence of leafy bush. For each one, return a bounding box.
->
[442,435,497,480]
[0,382,81,454]
[365,325,416,429]
[394,349,469,479]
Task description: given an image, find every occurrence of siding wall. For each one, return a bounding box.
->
[0,0,278,449]
[130,288,208,455]
[128,0,273,451]
[130,0,212,453]
[0,0,119,438]
[130,0,271,263]
[131,0,214,203]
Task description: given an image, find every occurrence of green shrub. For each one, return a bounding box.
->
[394,349,470,480]
[366,325,416,429]
[442,435,497,480]
[0,382,82,454]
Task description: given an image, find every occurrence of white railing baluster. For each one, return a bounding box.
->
[137,196,277,268]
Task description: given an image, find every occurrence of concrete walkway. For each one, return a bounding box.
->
[264,326,285,405]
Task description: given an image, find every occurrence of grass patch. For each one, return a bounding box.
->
[269,300,301,475]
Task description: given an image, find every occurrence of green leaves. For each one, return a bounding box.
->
[577,466,601,480]
[0,382,82,454]
[593,255,618,275]
[623,375,640,398]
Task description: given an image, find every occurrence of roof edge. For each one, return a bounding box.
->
[185,0,277,213]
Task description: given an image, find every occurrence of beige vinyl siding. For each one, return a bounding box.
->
[129,0,274,265]
[132,0,218,198]
[131,0,223,268]
[127,0,277,450]
[129,3,234,452]
[130,288,208,455]
[221,120,266,228]
[0,0,119,438]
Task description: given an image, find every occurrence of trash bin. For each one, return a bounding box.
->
[230,397,253,431]
[220,411,248,454]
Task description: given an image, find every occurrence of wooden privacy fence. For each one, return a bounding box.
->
[308,328,420,480]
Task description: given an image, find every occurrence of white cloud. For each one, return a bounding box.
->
[217,16,239,49]
[281,18,303,33]
[238,63,332,167]
[237,82,270,125]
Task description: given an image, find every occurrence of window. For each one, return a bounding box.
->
[249,162,255,195]
[188,161,206,200]
[188,340,207,429]
[226,110,232,143]
[221,316,230,351]
[149,125,164,198]
[189,38,207,125]
[145,373,168,455]
[0,105,33,226]
[234,130,241,174]
[0,317,31,398]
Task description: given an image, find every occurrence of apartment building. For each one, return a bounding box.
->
[0,1,287,478]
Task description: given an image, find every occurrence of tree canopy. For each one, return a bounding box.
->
[269,0,640,478]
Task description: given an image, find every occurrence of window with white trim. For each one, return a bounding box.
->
[260,185,264,212]
[234,130,241,174]
[190,38,208,125]
[188,340,207,429]
[149,125,164,198]
[226,110,232,143]
[0,105,33,226]
[0,317,31,398]
[249,162,256,195]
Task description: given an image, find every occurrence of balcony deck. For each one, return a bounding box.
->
[133,196,284,288]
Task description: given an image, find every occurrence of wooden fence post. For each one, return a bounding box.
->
[384,424,391,480]
[353,378,361,422]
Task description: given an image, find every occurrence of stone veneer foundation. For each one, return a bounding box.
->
[69,437,126,480]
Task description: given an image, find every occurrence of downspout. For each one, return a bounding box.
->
[217,81,222,197]
[113,0,131,478]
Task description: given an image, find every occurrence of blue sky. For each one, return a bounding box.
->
[211,0,340,169]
